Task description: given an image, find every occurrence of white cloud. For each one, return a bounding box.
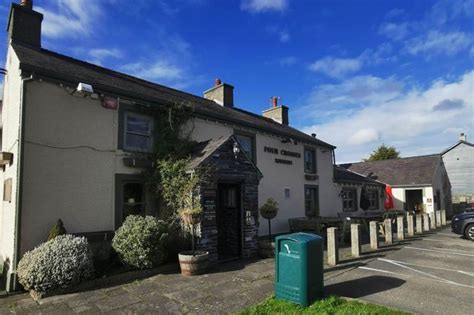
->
[36,0,102,39]
[299,70,474,162]
[89,48,123,61]
[241,0,288,13]
[309,57,362,79]
[379,22,410,41]
[121,60,183,82]
[406,31,472,56]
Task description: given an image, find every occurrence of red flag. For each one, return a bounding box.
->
[384,185,394,210]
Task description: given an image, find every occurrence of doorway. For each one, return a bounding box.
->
[405,189,423,213]
[217,183,242,260]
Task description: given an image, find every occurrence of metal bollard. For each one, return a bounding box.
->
[351,224,361,257]
[397,216,405,240]
[384,219,393,245]
[370,221,379,250]
[327,227,339,266]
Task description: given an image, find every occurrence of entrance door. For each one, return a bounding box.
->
[217,183,242,260]
[405,189,423,213]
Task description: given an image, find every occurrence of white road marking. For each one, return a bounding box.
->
[376,258,474,276]
[436,232,457,236]
[405,246,474,257]
[421,238,445,242]
[357,266,473,288]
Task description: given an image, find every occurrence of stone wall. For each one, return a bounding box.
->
[197,139,260,262]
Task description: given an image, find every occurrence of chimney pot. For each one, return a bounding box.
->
[20,0,33,9]
[215,78,222,86]
[272,96,278,108]
[311,133,316,138]
[459,133,467,142]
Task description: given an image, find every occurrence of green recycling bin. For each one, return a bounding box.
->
[275,232,324,306]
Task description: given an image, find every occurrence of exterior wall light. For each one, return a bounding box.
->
[233,141,241,159]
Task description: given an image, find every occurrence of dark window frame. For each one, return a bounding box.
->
[304,146,317,174]
[115,174,149,229]
[342,188,358,212]
[304,185,320,217]
[118,103,155,153]
[367,189,379,210]
[234,130,257,163]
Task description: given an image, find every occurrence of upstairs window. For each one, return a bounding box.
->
[342,188,357,212]
[235,132,256,162]
[124,112,154,153]
[304,148,317,174]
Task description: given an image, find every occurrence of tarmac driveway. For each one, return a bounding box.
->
[325,226,474,314]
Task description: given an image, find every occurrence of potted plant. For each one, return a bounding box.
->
[178,205,209,276]
[258,198,279,258]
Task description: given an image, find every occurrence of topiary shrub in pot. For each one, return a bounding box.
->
[17,235,94,299]
[112,215,169,269]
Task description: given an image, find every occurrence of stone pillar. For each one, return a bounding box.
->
[384,219,392,245]
[369,221,379,250]
[416,214,423,234]
[327,227,339,266]
[441,210,447,226]
[351,224,361,257]
[397,216,405,240]
[436,211,441,228]
[407,215,414,236]
[430,212,436,230]
[423,213,430,232]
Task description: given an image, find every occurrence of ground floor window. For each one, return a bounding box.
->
[305,185,319,217]
[367,189,379,210]
[115,174,156,228]
[342,188,357,212]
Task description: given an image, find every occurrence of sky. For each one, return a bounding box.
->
[0,0,473,163]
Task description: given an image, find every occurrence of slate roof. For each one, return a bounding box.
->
[334,166,384,186]
[441,140,474,155]
[341,154,442,186]
[12,43,335,149]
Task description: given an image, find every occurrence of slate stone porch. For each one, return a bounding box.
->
[0,258,274,314]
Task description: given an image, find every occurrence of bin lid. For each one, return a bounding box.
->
[276,232,322,243]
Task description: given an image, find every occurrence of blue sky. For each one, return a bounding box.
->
[0,0,473,162]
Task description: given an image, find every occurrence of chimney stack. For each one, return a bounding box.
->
[203,79,234,108]
[459,133,467,142]
[262,96,289,125]
[8,0,43,47]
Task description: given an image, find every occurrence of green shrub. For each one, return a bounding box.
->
[112,215,169,269]
[47,219,67,241]
[17,235,94,294]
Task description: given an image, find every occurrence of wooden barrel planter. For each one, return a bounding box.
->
[178,251,209,276]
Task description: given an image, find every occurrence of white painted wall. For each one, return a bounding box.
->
[20,81,141,255]
[0,47,22,270]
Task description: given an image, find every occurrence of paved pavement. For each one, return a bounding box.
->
[325,226,474,315]
[0,225,471,314]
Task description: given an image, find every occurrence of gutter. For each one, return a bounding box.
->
[8,74,33,292]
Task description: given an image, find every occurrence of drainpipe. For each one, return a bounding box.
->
[7,74,34,292]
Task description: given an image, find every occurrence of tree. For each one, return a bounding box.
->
[365,144,400,161]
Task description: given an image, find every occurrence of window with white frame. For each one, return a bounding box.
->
[342,188,357,212]
[124,112,154,152]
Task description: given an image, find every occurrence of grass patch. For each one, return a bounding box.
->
[238,296,408,315]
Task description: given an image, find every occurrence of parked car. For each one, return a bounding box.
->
[451,211,474,241]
